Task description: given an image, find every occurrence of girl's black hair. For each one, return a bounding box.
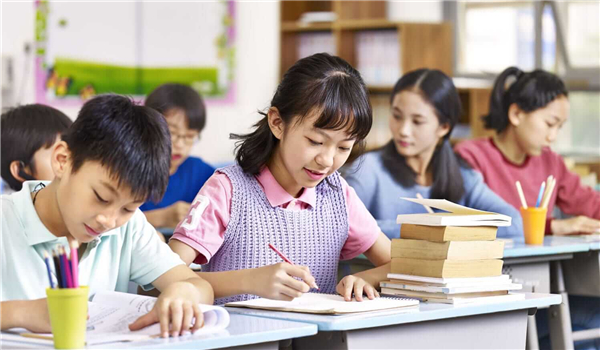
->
[381,68,465,203]
[231,53,373,175]
[145,83,207,131]
[484,67,568,133]
[1,104,73,191]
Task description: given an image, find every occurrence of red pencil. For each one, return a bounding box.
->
[268,243,294,265]
[267,243,319,290]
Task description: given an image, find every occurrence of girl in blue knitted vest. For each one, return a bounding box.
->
[169,53,392,305]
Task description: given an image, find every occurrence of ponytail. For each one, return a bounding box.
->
[483,66,524,133]
[483,66,568,134]
[230,112,276,175]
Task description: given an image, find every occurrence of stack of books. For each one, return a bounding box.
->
[381,198,523,305]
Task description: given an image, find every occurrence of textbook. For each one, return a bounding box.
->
[387,273,511,286]
[396,198,512,227]
[380,280,522,294]
[391,239,504,260]
[400,224,498,242]
[6,291,230,346]
[380,288,508,300]
[391,257,503,278]
[225,293,419,315]
[381,290,525,305]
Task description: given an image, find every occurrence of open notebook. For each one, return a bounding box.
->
[396,198,512,227]
[5,291,229,346]
[225,293,419,315]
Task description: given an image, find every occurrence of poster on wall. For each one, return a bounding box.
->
[35,1,235,107]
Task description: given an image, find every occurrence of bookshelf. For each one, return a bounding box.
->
[279,1,490,151]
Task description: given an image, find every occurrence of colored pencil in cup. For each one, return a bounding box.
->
[268,243,319,290]
[535,181,546,207]
[42,250,55,289]
[59,246,72,288]
[53,249,65,288]
[70,240,79,288]
[541,177,557,209]
[515,181,528,209]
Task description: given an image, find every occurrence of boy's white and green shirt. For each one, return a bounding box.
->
[1,181,185,301]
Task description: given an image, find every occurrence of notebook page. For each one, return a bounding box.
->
[226,293,418,314]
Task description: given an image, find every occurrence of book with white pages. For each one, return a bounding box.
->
[381,291,526,305]
[225,293,419,315]
[396,198,512,227]
[388,273,511,286]
[380,281,523,294]
[4,291,230,346]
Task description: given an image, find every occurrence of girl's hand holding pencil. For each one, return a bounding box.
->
[246,262,318,301]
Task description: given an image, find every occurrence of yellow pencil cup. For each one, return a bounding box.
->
[521,207,547,245]
[46,286,88,349]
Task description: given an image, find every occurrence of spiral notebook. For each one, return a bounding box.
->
[225,293,419,315]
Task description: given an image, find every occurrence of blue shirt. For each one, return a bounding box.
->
[343,149,524,240]
[1,181,185,301]
[140,157,215,211]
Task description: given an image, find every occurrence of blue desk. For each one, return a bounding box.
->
[0,314,318,350]
[228,293,560,349]
[339,237,593,350]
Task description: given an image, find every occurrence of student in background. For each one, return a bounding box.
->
[1,95,213,338]
[141,84,215,229]
[455,67,599,350]
[455,67,600,235]
[1,104,72,195]
[343,69,523,240]
[169,53,391,304]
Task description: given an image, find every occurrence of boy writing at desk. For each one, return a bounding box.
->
[1,95,214,338]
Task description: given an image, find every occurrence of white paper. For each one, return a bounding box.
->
[226,293,418,314]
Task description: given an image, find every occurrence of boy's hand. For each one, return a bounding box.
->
[129,281,204,338]
[552,216,600,235]
[336,275,379,302]
[11,299,52,333]
[166,201,192,228]
[248,263,318,301]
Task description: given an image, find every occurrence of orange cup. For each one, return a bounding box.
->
[520,207,547,245]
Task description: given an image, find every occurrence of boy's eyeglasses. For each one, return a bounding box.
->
[170,132,199,145]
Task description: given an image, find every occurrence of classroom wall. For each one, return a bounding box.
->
[1,0,280,165]
[2,1,442,165]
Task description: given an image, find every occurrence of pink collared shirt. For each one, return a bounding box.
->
[172,166,381,265]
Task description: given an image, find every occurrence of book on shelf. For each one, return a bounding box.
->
[391,239,504,260]
[396,198,512,227]
[400,224,498,242]
[225,292,418,315]
[391,257,503,278]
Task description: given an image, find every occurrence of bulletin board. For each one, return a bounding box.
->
[34,1,236,107]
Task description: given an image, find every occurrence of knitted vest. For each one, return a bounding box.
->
[206,164,349,304]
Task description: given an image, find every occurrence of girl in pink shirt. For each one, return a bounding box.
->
[456,67,600,236]
[169,53,391,304]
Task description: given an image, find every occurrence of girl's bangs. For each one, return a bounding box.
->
[308,78,372,140]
